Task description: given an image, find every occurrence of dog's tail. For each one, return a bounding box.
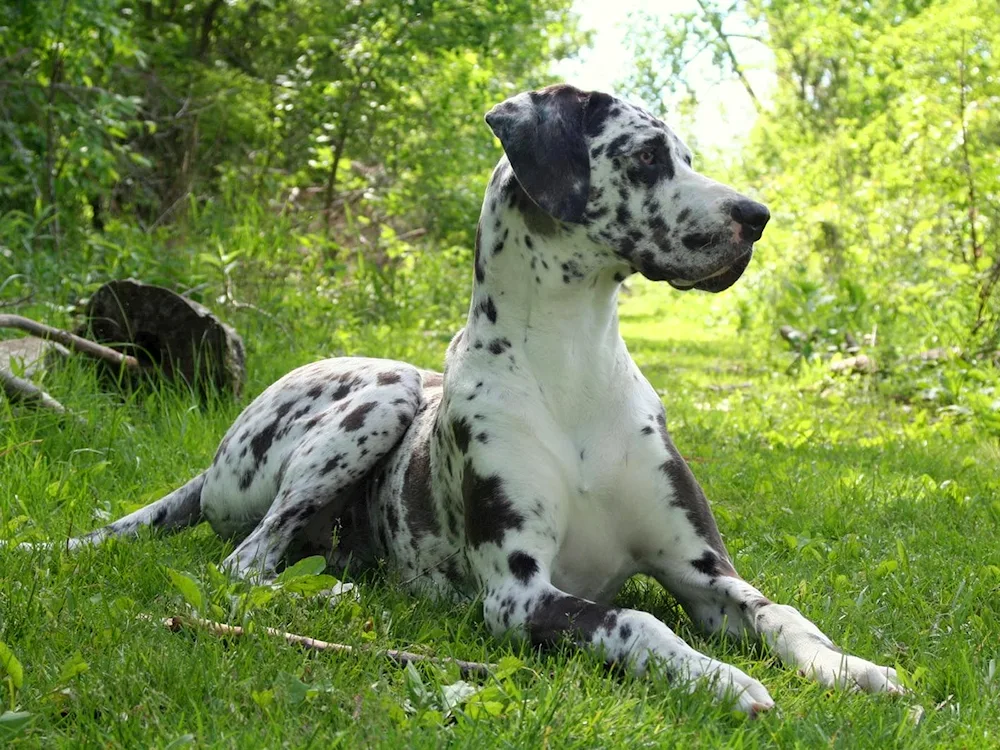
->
[11,473,206,552]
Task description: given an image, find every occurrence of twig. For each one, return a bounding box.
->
[694,0,763,114]
[0,315,139,370]
[0,293,33,309]
[0,369,77,419]
[0,439,42,458]
[154,614,494,678]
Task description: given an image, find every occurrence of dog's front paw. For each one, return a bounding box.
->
[799,649,906,695]
[678,650,776,716]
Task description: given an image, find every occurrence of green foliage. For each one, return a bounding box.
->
[0,0,585,354]
[622,0,1000,436]
[1,0,583,265]
[3,285,999,745]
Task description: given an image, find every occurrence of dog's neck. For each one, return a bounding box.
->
[463,162,632,397]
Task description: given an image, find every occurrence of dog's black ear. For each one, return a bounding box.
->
[485,85,592,224]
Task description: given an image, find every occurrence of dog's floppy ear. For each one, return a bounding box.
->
[485,85,592,224]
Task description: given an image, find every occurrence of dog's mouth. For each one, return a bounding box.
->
[666,246,755,293]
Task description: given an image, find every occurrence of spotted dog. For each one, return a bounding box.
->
[22,85,904,713]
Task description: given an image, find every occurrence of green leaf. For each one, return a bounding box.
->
[251,689,274,711]
[0,711,32,739]
[495,655,523,680]
[873,559,898,578]
[276,555,328,582]
[404,662,430,710]
[275,672,309,705]
[280,574,341,596]
[166,569,204,612]
[57,652,89,683]
[0,642,24,690]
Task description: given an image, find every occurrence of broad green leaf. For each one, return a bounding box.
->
[166,569,204,612]
[57,652,89,683]
[0,642,23,690]
[275,556,327,582]
[275,672,309,705]
[0,711,32,738]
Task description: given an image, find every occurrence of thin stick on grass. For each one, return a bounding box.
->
[0,314,140,370]
[154,614,494,679]
[1,369,71,415]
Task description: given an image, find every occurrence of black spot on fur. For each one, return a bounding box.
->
[452,417,472,454]
[249,420,279,465]
[606,133,630,157]
[238,468,254,491]
[656,412,729,558]
[332,383,352,401]
[341,401,377,431]
[682,233,714,251]
[524,234,534,250]
[648,215,667,234]
[477,297,498,324]
[488,337,511,355]
[320,453,344,475]
[585,205,609,223]
[561,259,584,281]
[526,592,621,648]
[306,383,324,400]
[676,207,691,223]
[386,502,399,535]
[508,551,539,583]
[474,222,486,283]
[463,461,523,548]
[377,371,401,386]
[692,550,720,576]
[402,442,438,540]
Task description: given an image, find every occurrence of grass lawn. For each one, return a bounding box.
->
[2,280,998,747]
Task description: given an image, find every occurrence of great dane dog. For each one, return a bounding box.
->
[20,85,903,713]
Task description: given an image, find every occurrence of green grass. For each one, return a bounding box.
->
[2,280,999,748]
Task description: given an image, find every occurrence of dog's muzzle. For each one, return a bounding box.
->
[667,246,755,293]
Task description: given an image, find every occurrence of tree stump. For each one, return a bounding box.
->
[79,279,246,396]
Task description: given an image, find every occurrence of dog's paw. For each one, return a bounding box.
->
[678,651,776,716]
[799,649,906,695]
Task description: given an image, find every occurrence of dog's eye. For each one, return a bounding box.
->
[638,150,656,166]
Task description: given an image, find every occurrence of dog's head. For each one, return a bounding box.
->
[485,84,768,291]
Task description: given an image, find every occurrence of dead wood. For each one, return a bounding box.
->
[154,614,494,679]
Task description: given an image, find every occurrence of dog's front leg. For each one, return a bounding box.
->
[660,561,906,695]
[638,430,906,693]
[476,559,774,714]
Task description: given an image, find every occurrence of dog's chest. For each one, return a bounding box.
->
[547,429,650,602]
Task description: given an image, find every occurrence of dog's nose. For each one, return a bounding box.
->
[730,199,770,242]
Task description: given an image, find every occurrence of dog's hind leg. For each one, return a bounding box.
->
[13,473,205,552]
[221,378,423,581]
